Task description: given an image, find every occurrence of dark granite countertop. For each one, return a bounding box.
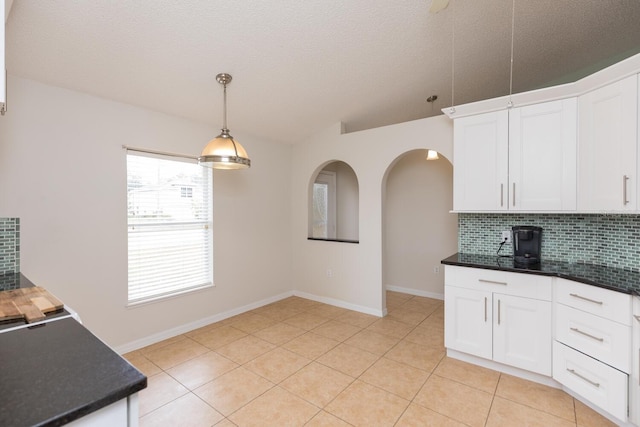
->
[442,253,640,296]
[0,317,146,427]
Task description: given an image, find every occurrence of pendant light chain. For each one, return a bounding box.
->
[508,0,515,108]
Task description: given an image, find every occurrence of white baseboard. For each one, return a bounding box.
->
[385,284,444,301]
[114,290,294,354]
[293,290,385,317]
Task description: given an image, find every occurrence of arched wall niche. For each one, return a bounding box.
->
[308,160,359,243]
[381,148,457,309]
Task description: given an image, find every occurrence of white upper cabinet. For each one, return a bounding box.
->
[577,75,638,211]
[453,99,577,212]
[453,111,509,211]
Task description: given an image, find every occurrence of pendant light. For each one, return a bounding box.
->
[426,150,440,160]
[199,73,251,170]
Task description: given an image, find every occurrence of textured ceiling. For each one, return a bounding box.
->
[5,0,640,144]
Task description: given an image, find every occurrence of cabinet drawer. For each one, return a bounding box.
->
[555,278,631,325]
[555,303,630,373]
[445,266,552,301]
[553,341,628,421]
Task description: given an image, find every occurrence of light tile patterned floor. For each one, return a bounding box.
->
[124,291,616,426]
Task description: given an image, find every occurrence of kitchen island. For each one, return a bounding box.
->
[0,278,146,427]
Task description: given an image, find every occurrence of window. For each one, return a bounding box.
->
[127,152,213,305]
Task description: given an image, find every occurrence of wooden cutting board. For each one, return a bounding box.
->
[0,287,64,323]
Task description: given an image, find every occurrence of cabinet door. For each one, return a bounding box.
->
[444,286,492,359]
[492,294,552,375]
[509,99,577,211]
[578,75,638,211]
[453,111,509,211]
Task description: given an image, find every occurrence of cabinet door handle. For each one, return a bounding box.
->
[479,279,507,286]
[500,184,504,207]
[569,293,603,305]
[567,368,600,388]
[512,183,516,207]
[484,297,487,322]
[497,299,501,325]
[570,327,604,342]
[634,315,640,323]
[623,175,630,205]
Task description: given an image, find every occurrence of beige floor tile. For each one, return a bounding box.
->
[386,309,429,326]
[496,374,576,422]
[122,351,162,377]
[345,329,400,355]
[244,347,311,383]
[366,317,414,338]
[166,351,238,390]
[305,410,353,427]
[420,307,444,329]
[139,334,187,355]
[190,325,248,350]
[228,386,319,427]
[215,335,276,365]
[283,311,330,330]
[280,361,354,407]
[404,323,444,349]
[139,392,223,427]
[325,380,409,427]
[143,337,209,370]
[335,310,379,328]
[282,332,340,359]
[486,396,576,427]
[395,403,467,427]
[433,357,500,394]
[414,374,493,427]
[316,343,379,377]
[386,290,413,301]
[360,357,430,400]
[308,304,350,319]
[385,340,444,372]
[138,372,189,416]
[226,312,277,333]
[253,304,303,321]
[253,322,306,345]
[312,320,362,342]
[213,419,237,427]
[401,297,441,313]
[574,398,617,427]
[184,322,223,337]
[194,367,274,416]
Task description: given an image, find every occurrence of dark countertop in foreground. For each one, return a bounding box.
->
[0,317,146,427]
[442,253,640,295]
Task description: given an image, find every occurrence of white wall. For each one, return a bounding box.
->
[291,117,453,315]
[384,150,457,299]
[0,76,292,351]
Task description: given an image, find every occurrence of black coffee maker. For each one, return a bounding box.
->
[512,226,542,265]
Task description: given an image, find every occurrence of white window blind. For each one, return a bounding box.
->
[127,152,213,305]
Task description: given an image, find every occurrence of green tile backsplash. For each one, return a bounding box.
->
[459,213,640,271]
[0,218,20,275]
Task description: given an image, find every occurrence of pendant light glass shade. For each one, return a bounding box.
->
[199,73,251,170]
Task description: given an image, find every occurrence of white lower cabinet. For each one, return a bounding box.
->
[553,341,628,421]
[444,267,552,376]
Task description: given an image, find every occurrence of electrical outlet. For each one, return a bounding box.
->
[433,266,440,274]
[326,269,333,278]
[501,230,511,243]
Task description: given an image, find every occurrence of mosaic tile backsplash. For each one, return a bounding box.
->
[0,218,20,275]
[459,213,640,272]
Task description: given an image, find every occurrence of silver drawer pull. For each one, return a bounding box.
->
[569,293,603,305]
[479,279,507,286]
[570,327,604,342]
[634,315,640,323]
[567,368,600,388]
